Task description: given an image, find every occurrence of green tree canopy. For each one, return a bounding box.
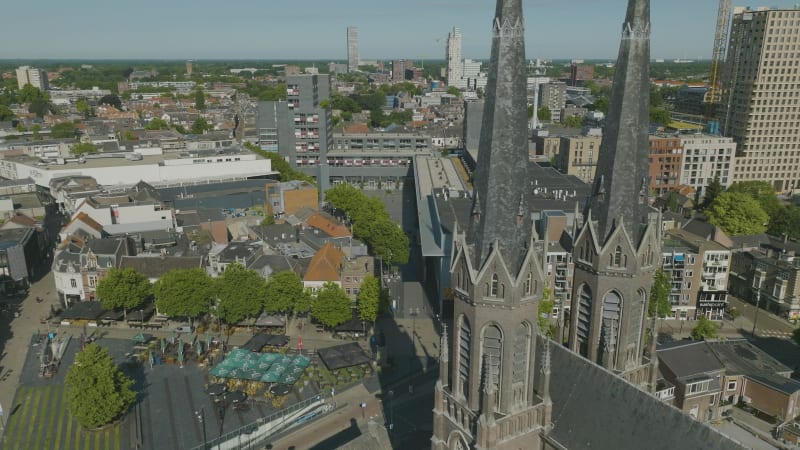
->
[50,122,77,139]
[215,264,266,325]
[357,275,380,323]
[648,268,672,318]
[18,84,48,104]
[649,107,671,126]
[98,94,122,109]
[769,205,800,240]
[0,104,14,121]
[690,316,719,341]
[446,86,462,97]
[153,268,215,322]
[564,115,583,128]
[727,181,782,217]
[311,282,352,329]
[70,142,98,155]
[145,117,169,130]
[538,288,554,337]
[66,343,136,429]
[96,268,152,315]
[28,98,52,118]
[264,270,307,315]
[190,117,212,134]
[194,89,206,110]
[701,176,724,210]
[706,191,769,236]
[537,106,552,121]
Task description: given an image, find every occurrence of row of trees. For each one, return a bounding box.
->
[242,142,315,184]
[95,265,382,332]
[324,183,410,265]
[647,267,722,341]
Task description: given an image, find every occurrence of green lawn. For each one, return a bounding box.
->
[2,385,124,450]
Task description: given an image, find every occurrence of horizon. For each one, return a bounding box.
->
[3,1,800,60]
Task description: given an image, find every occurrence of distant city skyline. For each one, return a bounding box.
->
[3,1,800,60]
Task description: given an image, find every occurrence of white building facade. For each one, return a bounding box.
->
[679,135,737,198]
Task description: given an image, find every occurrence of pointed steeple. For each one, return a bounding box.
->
[586,0,652,244]
[466,0,532,274]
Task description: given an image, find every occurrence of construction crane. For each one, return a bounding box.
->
[706,0,732,125]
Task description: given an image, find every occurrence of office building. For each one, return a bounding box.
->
[679,135,736,197]
[391,59,413,83]
[446,27,464,88]
[556,129,602,183]
[540,82,567,122]
[720,6,800,192]
[15,66,49,91]
[347,27,359,72]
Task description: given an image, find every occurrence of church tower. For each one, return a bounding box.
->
[432,1,552,449]
[567,0,662,374]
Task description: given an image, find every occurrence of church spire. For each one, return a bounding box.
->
[586,0,651,244]
[466,0,532,274]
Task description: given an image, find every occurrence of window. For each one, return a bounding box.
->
[491,274,499,297]
[88,276,98,288]
[727,381,737,391]
[525,273,532,295]
[614,246,623,267]
[70,279,77,289]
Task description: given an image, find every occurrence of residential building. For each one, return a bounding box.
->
[341,255,374,300]
[656,341,726,422]
[78,237,131,301]
[679,135,736,198]
[540,82,567,122]
[0,226,46,293]
[661,228,731,320]
[446,27,463,89]
[648,135,684,196]
[303,242,344,293]
[265,181,318,219]
[569,63,594,87]
[391,60,413,83]
[15,66,48,91]
[556,129,602,183]
[720,6,800,193]
[347,27,359,72]
[531,129,562,162]
[728,235,800,321]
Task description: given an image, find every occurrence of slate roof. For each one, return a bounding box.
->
[540,337,743,450]
[657,341,725,378]
[119,255,203,279]
[707,339,792,377]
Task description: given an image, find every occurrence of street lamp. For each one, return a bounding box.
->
[409,307,420,393]
[195,408,208,450]
[752,288,762,338]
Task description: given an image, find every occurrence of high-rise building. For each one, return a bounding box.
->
[540,82,567,122]
[391,59,413,83]
[433,1,740,449]
[568,0,662,373]
[648,135,684,196]
[720,6,800,193]
[679,135,736,197]
[15,66,49,91]
[446,27,463,88]
[347,26,359,73]
[186,60,193,76]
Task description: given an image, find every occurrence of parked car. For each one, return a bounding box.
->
[175,325,194,333]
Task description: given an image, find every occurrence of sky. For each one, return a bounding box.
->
[3,1,800,61]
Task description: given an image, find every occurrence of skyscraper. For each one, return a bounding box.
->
[720,6,800,193]
[15,66,49,91]
[446,27,464,88]
[347,26,359,73]
[568,0,661,373]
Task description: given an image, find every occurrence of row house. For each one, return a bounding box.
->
[53,236,131,305]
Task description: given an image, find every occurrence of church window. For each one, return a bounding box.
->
[458,316,471,400]
[599,291,622,365]
[576,285,592,357]
[614,246,623,267]
[482,324,503,407]
[512,322,531,405]
[491,274,499,297]
[525,273,532,295]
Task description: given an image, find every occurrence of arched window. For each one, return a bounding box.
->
[599,291,622,365]
[458,316,471,400]
[576,284,593,357]
[614,246,623,267]
[525,273,532,295]
[482,324,503,407]
[491,274,499,297]
[512,322,532,405]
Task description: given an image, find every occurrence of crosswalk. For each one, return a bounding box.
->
[757,329,793,339]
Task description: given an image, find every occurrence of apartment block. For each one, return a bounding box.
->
[540,82,567,122]
[648,135,684,196]
[679,135,737,198]
[720,7,800,193]
[347,27,359,72]
[15,66,49,91]
[556,129,602,183]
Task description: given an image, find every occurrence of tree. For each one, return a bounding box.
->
[190,117,212,134]
[215,264,265,326]
[665,191,680,213]
[311,282,352,329]
[261,215,275,226]
[538,288,554,337]
[537,106,552,121]
[75,98,90,118]
[264,271,307,315]
[690,316,720,340]
[564,115,583,128]
[70,142,98,155]
[28,98,52,118]
[769,205,800,240]
[592,96,609,114]
[50,122,77,138]
[145,117,169,130]
[706,192,769,236]
[446,86,462,97]
[649,107,671,126]
[727,181,782,218]
[357,275,380,323]
[153,268,215,323]
[18,84,48,104]
[96,268,152,319]
[648,268,672,318]
[194,89,206,111]
[0,105,14,121]
[66,343,135,429]
[98,94,122,109]
[700,176,723,210]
